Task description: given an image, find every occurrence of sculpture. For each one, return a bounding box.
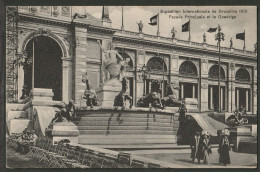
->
[137,79,163,109]
[97,40,129,84]
[203,33,206,43]
[171,27,177,40]
[230,38,233,48]
[51,101,75,123]
[82,72,99,109]
[226,108,248,127]
[161,84,182,108]
[114,77,133,108]
[137,20,143,33]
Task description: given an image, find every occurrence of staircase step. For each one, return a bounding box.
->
[78,129,175,135]
[7,111,28,121]
[74,116,175,123]
[9,119,31,134]
[79,143,178,149]
[75,112,174,120]
[78,125,176,131]
[79,136,176,145]
[76,120,179,127]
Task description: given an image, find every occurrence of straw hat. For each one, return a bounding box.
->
[221,129,230,136]
[201,130,209,136]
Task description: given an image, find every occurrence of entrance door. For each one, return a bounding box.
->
[24,36,62,101]
[208,85,226,111]
[236,88,250,111]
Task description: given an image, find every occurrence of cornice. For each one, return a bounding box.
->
[18,13,71,26]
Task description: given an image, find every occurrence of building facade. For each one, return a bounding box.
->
[6,6,257,114]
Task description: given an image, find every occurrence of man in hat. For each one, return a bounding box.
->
[190,132,201,164]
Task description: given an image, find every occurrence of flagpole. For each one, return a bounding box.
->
[162,56,165,97]
[157,12,160,36]
[32,36,35,92]
[218,24,221,113]
[121,6,124,30]
[188,19,191,41]
[243,30,246,51]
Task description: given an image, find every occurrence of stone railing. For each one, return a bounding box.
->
[116,30,256,58]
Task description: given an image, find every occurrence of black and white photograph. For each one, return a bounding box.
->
[5,5,257,168]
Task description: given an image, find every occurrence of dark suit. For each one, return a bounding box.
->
[190,135,200,163]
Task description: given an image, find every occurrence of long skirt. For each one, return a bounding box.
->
[219,146,231,165]
[203,150,209,164]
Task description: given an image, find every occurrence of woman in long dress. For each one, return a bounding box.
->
[200,134,211,165]
[219,135,231,165]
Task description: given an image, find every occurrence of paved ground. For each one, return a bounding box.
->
[6,145,257,168]
[127,148,257,168]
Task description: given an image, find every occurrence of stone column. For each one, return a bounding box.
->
[62,57,73,102]
[246,89,249,111]
[228,63,235,112]
[18,65,24,100]
[200,59,209,111]
[225,87,228,110]
[170,53,180,100]
[210,86,213,110]
[136,49,146,100]
[220,87,223,110]
[253,66,257,114]
[74,26,88,104]
[192,84,195,99]
[236,88,239,109]
[181,83,184,99]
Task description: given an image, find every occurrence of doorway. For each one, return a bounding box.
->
[24,36,62,101]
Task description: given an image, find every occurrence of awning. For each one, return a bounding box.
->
[187,113,228,136]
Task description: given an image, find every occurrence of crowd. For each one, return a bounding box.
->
[190,129,231,166]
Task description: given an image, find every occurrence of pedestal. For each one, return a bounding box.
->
[96,79,122,107]
[45,121,79,144]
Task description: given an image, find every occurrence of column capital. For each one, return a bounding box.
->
[229,63,235,71]
[137,49,145,55]
[201,59,208,64]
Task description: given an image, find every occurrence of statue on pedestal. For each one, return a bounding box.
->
[230,38,233,48]
[82,72,99,109]
[97,40,129,85]
[137,79,163,109]
[203,33,206,43]
[137,21,143,33]
[161,84,182,108]
[114,77,133,108]
[171,27,177,40]
[51,101,75,123]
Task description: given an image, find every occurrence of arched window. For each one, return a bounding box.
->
[208,65,225,79]
[179,61,197,76]
[236,68,250,82]
[147,57,167,72]
[119,52,133,71]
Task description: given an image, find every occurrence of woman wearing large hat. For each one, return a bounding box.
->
[219,129,231,165]
[198,130,211,165]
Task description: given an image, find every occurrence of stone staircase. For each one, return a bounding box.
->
[6,103,31,135]
[73,108,179,149]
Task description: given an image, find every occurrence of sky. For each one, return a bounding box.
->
[73,6,257,51]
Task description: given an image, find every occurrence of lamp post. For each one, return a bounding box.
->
[139,64,150,96]
[215,25,225,112]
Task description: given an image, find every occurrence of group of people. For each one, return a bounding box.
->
[190,129,231,166]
